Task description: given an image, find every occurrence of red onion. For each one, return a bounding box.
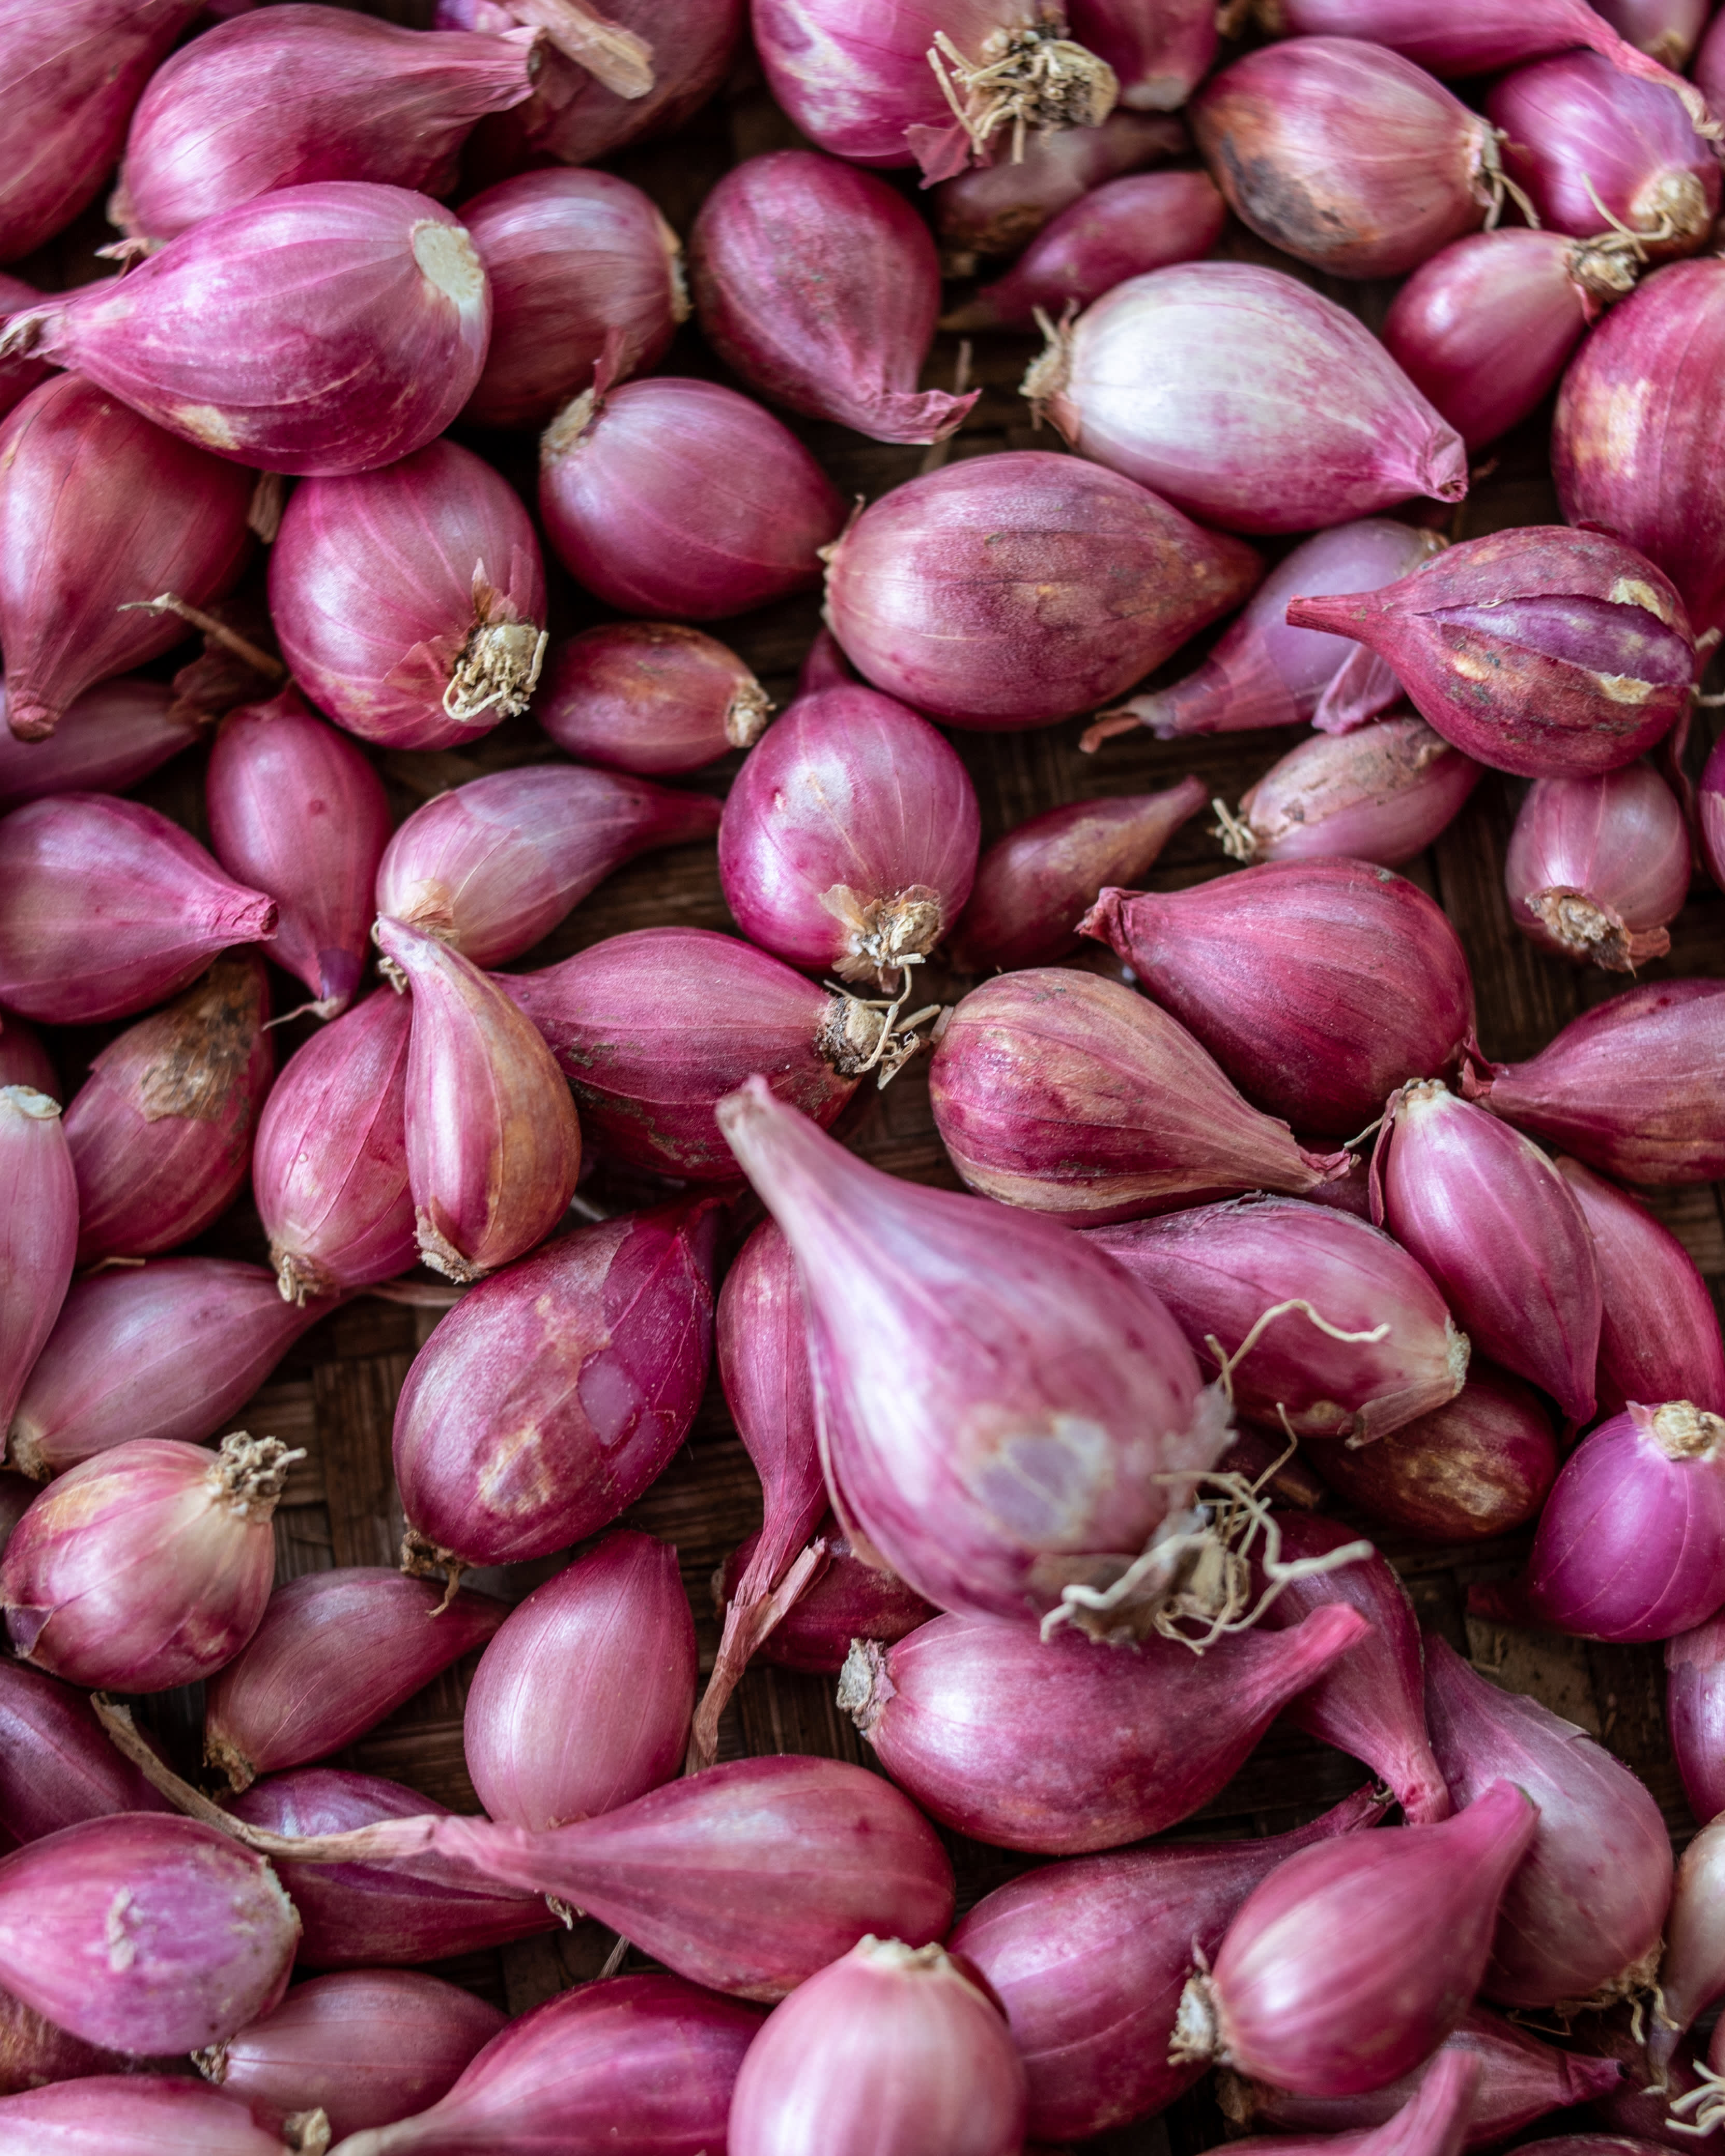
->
[929,970,1353,1223]
[1173,1780,1538,2096]
[503,927,932,1180]
[1604,0,1710,65]
[1193,40,1504,280]
[64,952,274,1265]
[716,1074,1232,1639]
[943,169,1226,332]
[205,1570,507,1793]
[1303,1366,1557,1543]
[1488,53,1717,261]
[1385,232,1629,454]
[324,1973,759,2156]
[375,915,580,1282]
[8,1259,331,1482]
[1464,981,1725,1183]
[950,1786,1390,2142]
[726,1520,938,1673]
[691,151,977,446]
[0,1087,73,1451]
[1089,520,1444,747]
[0,1813,295,2055]
[0,1662,168,1849]
[1286,527,1697,779]
[1028,264,1467,536]
[203,1969,505,2144]
[232,1768,553,1967]
[1093,1196,1468,1441]
[0,677,207,809]
[1217,716,1483,870]
[752,0,1119,182]
[1,1431,298,1691]
[1554,261,1725,638]
[0,376,253,743]
[728,1936,1027,2156]
[1504,763,1690,972]
[270,439,546,754]
[0,795,275,1023]
[116,7,540,242]
[0,2079,299,2154]
[540,374,846,623]
[460,171,683,435]
[1374,1081,1601,1421]
[0,0,202,261]
[823,450,1261,729]
[2,183,490,478]
[464,1530,695,1829]
[949,778,1207,970]
[932,109,1189,259]
[376,763,718,968]
[207,691,390,1019]
[0,1020,52,1099]
[1424,1634,1671,2009]
[843,1601,1369,1853]
[1083,859,1476,1135]
[1069,0,1214,111]
[719,685,979,988]
[254,988,415,1304]
[535,622,771,775]
[393,1199,718,1575]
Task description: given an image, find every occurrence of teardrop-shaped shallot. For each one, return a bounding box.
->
[691,150,976,445]
[729,1521,937,1675]
[0,1659,169,1848]
[1218,717,1483,869]
[823,449,1261,729]
[393,1199,718,1575]
[0,2076,300,2152]
[0,273,44,429]
[1026,262,1468,535]
[0,1088,73,1454]
[464,1530,695,1830]
[0,183,491,478]
[0,676,207,809]
[1082,859,1476,1135]
[536,622,771,774]
[716,1075,1231,1638]
[1642,1811,1725,2090]
[932,108,1189,259]
[270,437,547,752]
[64,951,274,1265]
[375,914,580,1282]
[843,1601,1369,1854]
[1665,1623,1725,1843]
[718,685,980,988]
[1504,762,1690,973]
[928,969,1352,1223]
[1214,2052,1484,2156]
[376,762,719,967]
[0,795,275,1024]
[1067,0,1213,110]
[206,1570,507,1793]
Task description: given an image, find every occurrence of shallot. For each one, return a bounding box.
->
[0,677,207,809]
[1503,763,1690,973]
[1212,2052,1482,2156]
[932,109,1188,259]
[535,622,771,775]
[0,1988,145,2098]
[0,1659,167,1849]
[0,273,44,426]
[1068,0,1214,111]
[1215,716,1483,869]
[1604,0,1709,65]
[1644,1812,1725,2098]
[0,2079,300,2154]
[1665,1618,1725,1840]
[0,1089,73,1453]
[0,1022,51,1100]
[1703,735,1725,893]
[726,1522,937,1674]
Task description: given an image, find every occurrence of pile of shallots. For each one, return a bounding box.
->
[3,0,1725,2150]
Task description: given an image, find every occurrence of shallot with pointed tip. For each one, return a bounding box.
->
[932,109,1188,259]
[724,1521,937,1676]
[1068,0,1213,111]
[0,274,44,427]
[0,1088,73,1455]
[0,2078,304,2153]
[0,676,209,809]
[1212,2051,1483,2156]
[1504,763,1690,973]
[0,1655,168,1849]
[1217,717,1483,869]
[536,622,771,774]
[1669,1611,1725,1825]
[1641,1813,1725,2096]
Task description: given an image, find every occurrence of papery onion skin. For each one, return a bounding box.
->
[932,109,1189,259]
[951,1786,1390,2142]
[0,1813,296,2056]
[1069,0,1214,111]
[0,1661,168,1850]
[0,375,253,743]
[0,274,45,426]
[5,182,490,478]
[1222,716,1482,870]
[536,622,771,775]
[1083,859,1475,1135]
[376,763,720,967]
[1504,763,1690,973]
[0,795,275,1024]
[540,374,846,622]
[1029,262,1467,536]
[464,1530,696,1831]
[204,1968,505,2143]
[63,952,274,1266]
[461,167,685,431]
[823,449,1262,729]
[393,1200,718,1570]
[1665,1615,1725,1836]
[1464,980,1725,1184]
[0,1088,74,1450]
[727,1936,1027,2156]
[844,1601,1370,1854]
[205,1570,507,1794]
[949,779,1207,971]
[8,1259,332,1482]
[929,969,1353,1224]
[724,1521,937,1673]
[115,6,540,242]
[1303,1366,1556,1544]
[0,677,207,809]
[1193,38,1497,279]
[717,1075,1231,1634]
[270,437,547,753]
[1286,527,1696,780]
